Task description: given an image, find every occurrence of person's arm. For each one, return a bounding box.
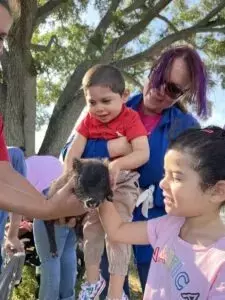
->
[110,136,149,171]
[7,213,22,239]
[4,213,24,254]
[108,136,149,186]
[107,137,132,158]
[0,161,86,219]
[99,201,149,245]
[64,132,87,171]
[109,109,149,176]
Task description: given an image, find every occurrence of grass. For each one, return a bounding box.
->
[129,262,142,299]
[13,260,142,300]
[13,266,38,300]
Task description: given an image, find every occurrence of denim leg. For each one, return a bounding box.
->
[0,211,8,272]
[99,247,130,299]
[33,220,76,300]
[136,262,150,293]
[0,244,2,272]
[59,229,77,300]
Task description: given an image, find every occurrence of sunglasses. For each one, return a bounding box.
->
[164,81,188,99]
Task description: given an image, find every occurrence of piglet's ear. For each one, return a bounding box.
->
[72,158,83,173]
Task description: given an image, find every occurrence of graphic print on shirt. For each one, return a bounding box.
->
[153,246,190,291]
[181,293,200,300]
[152,245,201,298]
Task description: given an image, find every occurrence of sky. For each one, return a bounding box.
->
[35,1,225,151]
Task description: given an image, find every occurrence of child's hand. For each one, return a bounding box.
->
[108,160,121,189]
[4,236,24,256]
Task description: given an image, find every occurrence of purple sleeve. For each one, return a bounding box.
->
[147,215,184,247]
[147,215,168,247]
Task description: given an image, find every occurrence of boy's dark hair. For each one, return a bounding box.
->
[168,126,225,191]
[82,64,125,96]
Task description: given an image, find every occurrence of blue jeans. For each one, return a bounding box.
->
[0,243,2,271]
[33,220,77,300]
[99,248,130,299]
[0,211,8,272]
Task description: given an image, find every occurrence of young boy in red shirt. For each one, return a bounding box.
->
[65,64,150,300]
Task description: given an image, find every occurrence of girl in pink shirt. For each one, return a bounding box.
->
[99,126,225,299]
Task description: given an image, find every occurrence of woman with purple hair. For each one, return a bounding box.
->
[89,45,208,298]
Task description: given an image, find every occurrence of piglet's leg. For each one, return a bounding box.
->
[44,221,58,257]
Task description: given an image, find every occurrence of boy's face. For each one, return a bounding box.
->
[85,86,125,123]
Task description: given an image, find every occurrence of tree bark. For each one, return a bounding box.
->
[2,1,37,155]
[38,61,92,156]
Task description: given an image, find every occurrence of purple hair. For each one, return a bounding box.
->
[149,45,208,117]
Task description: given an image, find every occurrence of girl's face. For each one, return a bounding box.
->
[159,150,214,217]
[143,58,191,114]
[0,5,13,56]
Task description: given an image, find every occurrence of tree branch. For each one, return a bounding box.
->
[102,0,173,60]
[197,26,225,33]
[35,0,69,27]
[122,0,147,15]
[206,17,225,27]
[30,35,58,52]
[214,64,225,73]
[157,14,178,32]
[85,0,122,55]
[114,22,225,69]
[122,70,143,90]
[196,1,225,27]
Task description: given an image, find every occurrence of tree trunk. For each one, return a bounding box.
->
[39,61,93,156]
[0,83,7,117]
[38,90,85,156]
[2,1,37,155]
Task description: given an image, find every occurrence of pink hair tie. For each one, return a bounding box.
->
[201,129,213,134]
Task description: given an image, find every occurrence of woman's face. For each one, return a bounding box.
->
[0,4,13,56]
[143,58,191,114]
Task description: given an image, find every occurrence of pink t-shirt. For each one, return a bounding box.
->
[138,104,161,134]
[144,215,225,299]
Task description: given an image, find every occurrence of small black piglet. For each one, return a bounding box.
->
[44,158,113,256]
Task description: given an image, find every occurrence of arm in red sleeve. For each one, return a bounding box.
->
[75,114,90,138]
[125,110,147,142]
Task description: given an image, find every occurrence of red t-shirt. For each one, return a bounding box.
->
[0,116,9,161]
[76,105,147,142]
